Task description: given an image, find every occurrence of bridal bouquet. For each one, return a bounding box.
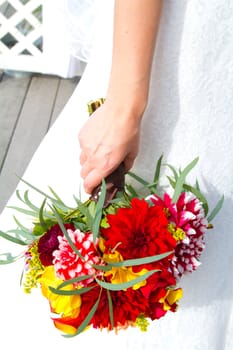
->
[0,101,223,337]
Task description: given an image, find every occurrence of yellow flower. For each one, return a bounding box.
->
[23,242,44,293]
[103,251,148,290]
[39,266,81,318]
[159,288,183,311]
[168,223,186,241]
[135,315,150,332]
[53,321,79,335]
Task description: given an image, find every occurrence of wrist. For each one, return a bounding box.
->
[105,83,148,124]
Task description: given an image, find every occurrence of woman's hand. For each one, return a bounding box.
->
[79,100,141,194]
[79,0,163,194]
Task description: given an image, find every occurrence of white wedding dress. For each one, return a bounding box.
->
[0,1,233,349]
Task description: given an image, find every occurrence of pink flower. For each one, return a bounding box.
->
[53,228,102,286]
[149,192,208,278]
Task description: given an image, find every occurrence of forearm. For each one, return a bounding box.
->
[107,0,163,119]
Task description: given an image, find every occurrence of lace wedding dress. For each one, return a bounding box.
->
[0,1,233,349]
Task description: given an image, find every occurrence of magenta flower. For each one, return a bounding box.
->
[149,192,208,278]
[37,223,75,266]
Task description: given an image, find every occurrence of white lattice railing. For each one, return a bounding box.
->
[0,0,84,77]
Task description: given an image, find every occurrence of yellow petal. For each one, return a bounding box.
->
[160,288,183,311]
[39,266,81,318]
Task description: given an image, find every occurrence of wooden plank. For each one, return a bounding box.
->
[49,77,79,127]
[0,73,30,169]
[0,74,59,212]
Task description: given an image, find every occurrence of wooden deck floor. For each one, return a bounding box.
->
[0,71,79,213]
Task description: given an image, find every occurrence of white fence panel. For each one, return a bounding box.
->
[0,0,84,77]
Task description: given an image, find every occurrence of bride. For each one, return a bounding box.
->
[0,1,233,349]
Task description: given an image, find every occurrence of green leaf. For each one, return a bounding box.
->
[146,182,160,195]
[0,230,27,245]
[166,176,176,189]
[172,157,199,203]
[91,263,112,272]
[7,205,54,219]
[165,164,179,181]
[0,252,22,264]
[153,154,163,188]
[49,205,85,261]
[48,187,66,206]
[87,200,97,218]
[125,184,139,198]
[49,285,95,296]
[74,199,94,230]
[107,289,114,329]
[207,195,224,222]
[108,251,172,268]
[13,216,34,239]
[6,229,33,243]
[92,179,106,244]
[55,275,94,289]
[23,190,40,212]
[16,189,24,203]
[95,269,159,291]
[39,198,47,228]
[127,171,149,187]
[183,184,209,216]
[19,178,56,201]
[195,179,200,191]
[7,206,38,217]
[64,289,102,337]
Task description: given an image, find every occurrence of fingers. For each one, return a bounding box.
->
[82,169,105,194]
[124,155,135,172]
[79,151,87,166]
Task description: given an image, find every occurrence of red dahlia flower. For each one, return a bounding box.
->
[37,223,75,266]
[53,285,149,332]
[140,269,177,320]
[101,198,176,272]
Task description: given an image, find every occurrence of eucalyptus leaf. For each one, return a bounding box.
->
[108,251,172,268]
[95,269,159,291]
[125,184,139,198]
[64,290,102,337]
[19,178,56,201]
[7,229,34,242]
[0,252,22,264]
[24,190,40,212]
[56,275,94,289]
[49,285,95,296]
[172,157,199,203]
[183,184,209,216]
[16,189,24,203]
[0,230,27,245]
[127,171,149,187]
[165,164,179,181]
[13,216,33,235]
[153,154,163,187]
[92,180,106,244]
[107,289,114,329]
[166,176,176,188]
[48,187,66,206]
[7,206,38,217]
[92,263,112,272]
[74,199,94,230]
[207,195,224,222]
[39,198,47,229]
